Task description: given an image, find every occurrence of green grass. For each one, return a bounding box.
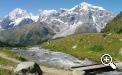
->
[0,57,17,66]
[0,49,27,75]
[0,68,15,75]
[41,33,122,62]
[89,44,104,52]
[0,50,26,61]
[102,12,122,34]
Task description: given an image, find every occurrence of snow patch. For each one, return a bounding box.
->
[30,13,39,22]
[41,10,57,16]
[80,2,105,10]
[8,8,31,20]
[14,18,23,26]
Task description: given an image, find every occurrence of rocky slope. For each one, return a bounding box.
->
[0,21,55,46]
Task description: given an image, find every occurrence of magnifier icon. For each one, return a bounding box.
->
[101,54,116,70]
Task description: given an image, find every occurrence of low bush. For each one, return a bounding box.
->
[89,44,104,52]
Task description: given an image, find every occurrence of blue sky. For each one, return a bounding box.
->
[0,0,121,16]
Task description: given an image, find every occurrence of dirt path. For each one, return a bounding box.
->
[41,66,72,75]
[0,53,21,63]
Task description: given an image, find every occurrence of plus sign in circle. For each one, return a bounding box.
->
[101,54,112,66]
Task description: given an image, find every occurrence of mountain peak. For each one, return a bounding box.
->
[8,8,31,20]
[11,8,25,12]
[80,2,91,6]
[0,8,36,28]
[70,2,105,11]
[80,2,105,10]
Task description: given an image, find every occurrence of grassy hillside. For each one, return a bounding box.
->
[102,12,122,33]
[41,33,122,62]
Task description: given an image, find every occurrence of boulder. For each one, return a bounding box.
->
[14,62,43,75]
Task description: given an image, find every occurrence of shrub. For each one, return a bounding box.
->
[90,44,104,52]
[16,56,27,61]
[102,33,107,37]
[0,68,15,75]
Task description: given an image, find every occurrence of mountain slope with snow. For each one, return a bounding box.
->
[0,8,39,29]
[39,2,113,38]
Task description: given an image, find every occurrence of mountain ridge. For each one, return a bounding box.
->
[0,2,114,46]
[39,2,113,38]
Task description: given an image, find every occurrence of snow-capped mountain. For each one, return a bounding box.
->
[0,2,113,33]
[0,8,39,29]
[0,2,114,45]
[39,2,113,37]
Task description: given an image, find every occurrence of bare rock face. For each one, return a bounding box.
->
[14,62,43,75]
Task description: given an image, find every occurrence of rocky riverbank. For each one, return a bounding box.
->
[12,47,95,70]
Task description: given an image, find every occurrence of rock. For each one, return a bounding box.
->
[14,61,43,75]
[72,69,85,75]
[72,44,77,49]
[107,33,112,35]
[119,39,122,42]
